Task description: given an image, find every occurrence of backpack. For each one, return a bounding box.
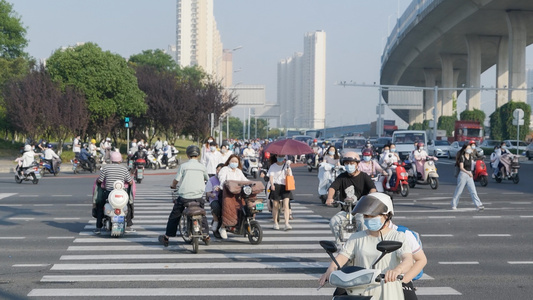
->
[396,225,424,281]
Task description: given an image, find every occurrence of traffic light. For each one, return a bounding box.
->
[125,117,130,128]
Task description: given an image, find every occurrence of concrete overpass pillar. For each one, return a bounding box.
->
[496,36,509,108]
[506,11,527,102]
[440,54,455,116]
[465,35,481,110]
[424,69,439,121]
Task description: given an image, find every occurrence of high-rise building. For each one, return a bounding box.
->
[277,31,326,129]
[526,69,533,108]
[175,0,223,76]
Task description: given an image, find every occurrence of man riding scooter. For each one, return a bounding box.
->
[79,144,96,171]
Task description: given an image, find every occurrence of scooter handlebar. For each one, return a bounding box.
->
[375,274,404,282]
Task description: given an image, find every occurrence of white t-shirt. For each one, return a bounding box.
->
[243,148,255,157]
[21,151,36,167]
[73,138,81,153]
[218,166,248,187]
[340,229,411,299]
[202,150,222,174]
[44,149,59,160]
[219,151,232,165]
[267,162,290,185]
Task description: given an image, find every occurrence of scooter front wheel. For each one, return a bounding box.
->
[429,177,439,189]
[479,175,488,187]
[400,184,409,197]
[247,220,263,245]
[31,174,39,184]
[512,174,519,184]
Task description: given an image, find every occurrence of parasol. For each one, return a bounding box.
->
[263,139,314,155]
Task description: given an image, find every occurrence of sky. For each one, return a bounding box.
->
[9,0,533,129]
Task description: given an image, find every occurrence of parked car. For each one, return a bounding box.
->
[428,140,451,158]
[503,140,529,155]
[448,141,484,159]
[525,142,533,160]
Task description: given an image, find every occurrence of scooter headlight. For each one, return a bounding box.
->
[329,272,374,288]
[428,161,434,166]
[243,185,252,196]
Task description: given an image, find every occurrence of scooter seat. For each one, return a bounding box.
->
[184,206,206,217]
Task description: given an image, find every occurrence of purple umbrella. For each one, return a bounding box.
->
[263,139,314,155]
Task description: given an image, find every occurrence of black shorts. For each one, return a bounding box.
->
[268,184,293,201]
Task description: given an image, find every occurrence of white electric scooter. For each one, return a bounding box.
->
[103,181,130,237]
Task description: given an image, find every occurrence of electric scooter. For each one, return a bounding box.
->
[380,162,409,197]
[473,157,488,187]
[406,157,439,189]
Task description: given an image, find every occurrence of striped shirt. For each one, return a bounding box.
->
[98,163,132,191]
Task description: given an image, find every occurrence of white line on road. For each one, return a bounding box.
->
[508,261,533,264]
[48,237,75,239]
[439,261,479,265]
[0,193,17,199]
[509,202,532,205]
[416,287,462,296]
[478,234,511,237]
[421,234,454,237]
[42,273,323,282]
[8,217,35,220]
[50,261,330,271]
[473,216,502,219]
[67,244,324,251]
[53,218,81,220]
[60,253,328,260]
[520,216,533,218]
[33,204,53,206]
[73,236,334,243]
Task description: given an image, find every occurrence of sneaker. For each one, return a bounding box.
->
[125,226,135,233]
[273,224,279,230]
[158,235,169,247]
[492,174,495,179]
[386,183,391,190]
[477,205,485,211]
[93,229,101,235]
[289,214,294,220]
[211,221,218,232]
[218,227,228,239]
[284,224,292,231]
[451,206,457,210]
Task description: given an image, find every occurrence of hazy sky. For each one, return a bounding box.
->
[10,0,532,128]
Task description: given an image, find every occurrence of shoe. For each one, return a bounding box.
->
[477,205,485,211]
[93,229,101,235]
[218,227,228,239]
[284,224,292,231]
[451,207,457,210]
[125,226,135,232]
[273,224,279,230]
[492,174,495,179]
[211,221,218,232]
[158,235,169,247]
[203,236,211,245]
[386,184,391,190]
[289,214,294,220]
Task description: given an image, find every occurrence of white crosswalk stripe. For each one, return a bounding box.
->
[28,185,461,298]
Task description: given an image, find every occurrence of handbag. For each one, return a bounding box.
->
[285,174,296,191]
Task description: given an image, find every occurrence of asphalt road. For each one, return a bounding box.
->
[0,159,532,300]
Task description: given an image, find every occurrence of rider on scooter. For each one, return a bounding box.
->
[358,148,387,179]
[413,142,429,178]
[15,144,39,177]
[79,144,94,170]
[380,144,401,189]
[326,152,376,244]
[242,143,255,172]
[43,144,61,174]
[131,145,147,168]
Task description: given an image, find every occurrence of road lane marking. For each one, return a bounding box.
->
[50,261,331,270]
[520,216,533,218]
[478,234,511,237]
[53,218,81,220]
[416,287,461,295]
[508,261,533,264]
[509,202,531,204]
[8,217,35,220]
[72,236,335,243]
[439,261,479,265]
[473,216,501,219]
[67,244,324,251]
[421,234,453,237]
[41,273,323,282]
[0,193,17,200]
[34,204,53,206]
[48,237,75,239]
[59,253,329,260]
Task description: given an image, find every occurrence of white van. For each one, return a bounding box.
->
[391,130,428,160]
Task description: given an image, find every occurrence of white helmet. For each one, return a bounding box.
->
[24,144,32,152]
[106,137,111,141]
[163,141,168,146]
[352,192,394,216]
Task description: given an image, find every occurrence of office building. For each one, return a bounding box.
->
[277,31,326,129]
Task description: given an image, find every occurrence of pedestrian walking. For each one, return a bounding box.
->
[451,143,484,211]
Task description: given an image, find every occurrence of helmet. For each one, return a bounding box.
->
[352,193,394,216]
[138,144,144,150]
[82,143,88,148]
[163,141,168,146]
[362,149,372,157]
[24,144,32,152]
[110,151,122,163]
[91,139,96,144]
[313,139,317,142]
[417,142,425,148]
[468,140,476,145]
[47,144,53,148]
[341,152,360,164]
[186,145,200,157]
[106,137,111,141]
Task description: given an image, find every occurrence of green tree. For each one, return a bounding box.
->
[460,109,485,125]
[46,42,147,136]
[490,101,530,140]
[128,49,177,72]
[223,116,244,139]
[438,115,456,137]
[0,0,28,59]
[408,120,430,131]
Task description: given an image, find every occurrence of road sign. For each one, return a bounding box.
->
[512,119,524,126]
[512,109,524,120]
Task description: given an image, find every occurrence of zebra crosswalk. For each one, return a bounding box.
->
[27,187,461,298]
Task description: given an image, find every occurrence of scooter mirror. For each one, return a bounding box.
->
[376,241,402,253]
[319,240,338,253]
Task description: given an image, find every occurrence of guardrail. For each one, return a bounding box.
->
[381,0,444,64]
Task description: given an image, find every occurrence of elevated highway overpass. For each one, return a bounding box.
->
[381,0,533,124]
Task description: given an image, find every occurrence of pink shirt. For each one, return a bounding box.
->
[357,160,382,176]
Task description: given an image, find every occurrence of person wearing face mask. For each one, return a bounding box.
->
[324,146,340,166]
[217,154,249,239]
[205,163,225,233]
[267,154,294,230]
[201,136,215,160]
[358,148,387,179]
[219,144,232,165]
[490,145,501,179]
[467,140,483,161]
[319,193,414,299]
[326,152,376,244]
[496,142,511,177]
[159,145,210,247]
[201,142,222,177]
[380,144,401,189]
[451,144,484,211]
[413,142,429,178]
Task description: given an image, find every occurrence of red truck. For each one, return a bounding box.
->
[453,120,483,143]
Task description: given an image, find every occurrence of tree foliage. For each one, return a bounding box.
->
[128,49,178,72]
[46,42,147,136]
[460,109,485,125]
[489,101,530,140]
[408,120,430,131]
[0,0,28,59]
[2,65,89,143]
[438,115,456,137]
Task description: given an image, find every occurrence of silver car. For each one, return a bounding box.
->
[428,140,451,158]
[448,141,484,159]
